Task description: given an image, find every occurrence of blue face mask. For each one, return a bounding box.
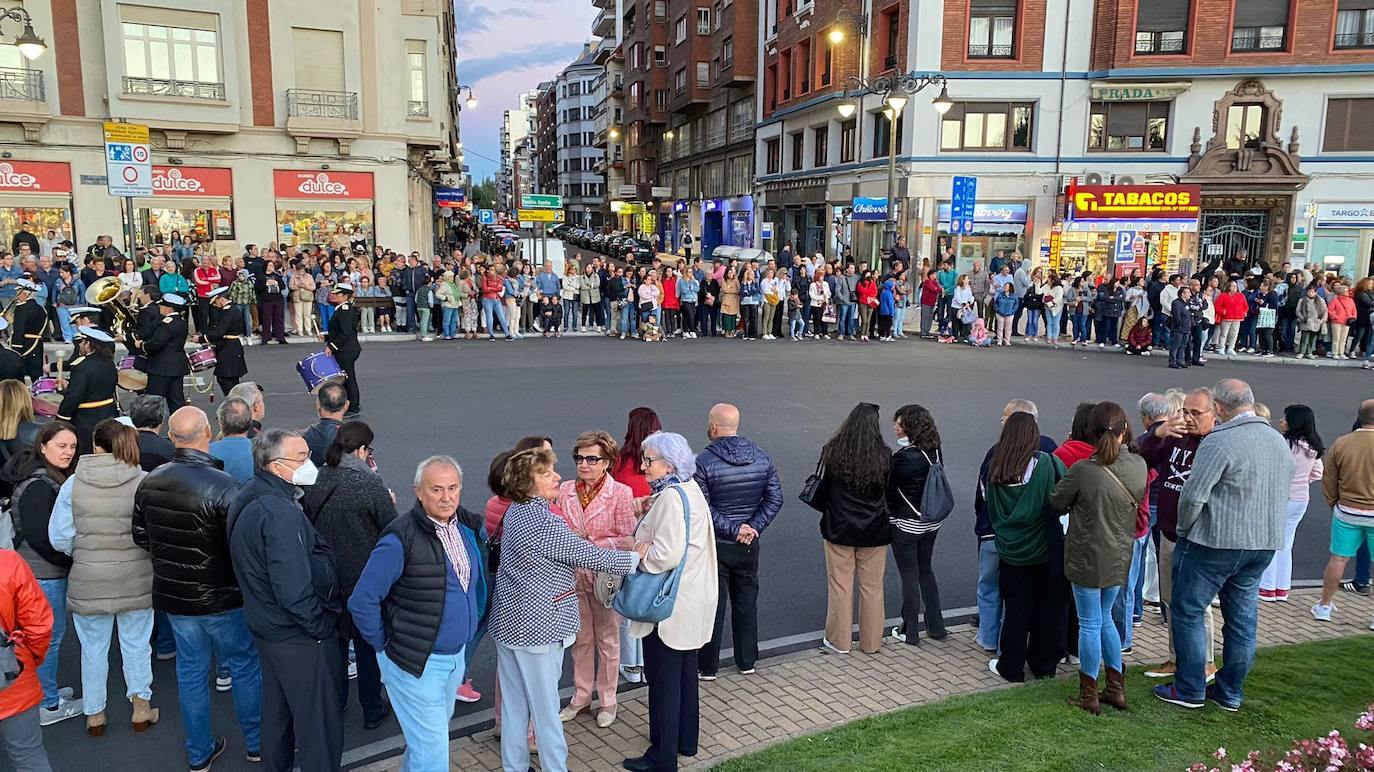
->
[896,437,912,447]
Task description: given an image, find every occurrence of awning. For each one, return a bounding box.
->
[274,198,373,212]
[0,191,73,208]
[134,196,232,210]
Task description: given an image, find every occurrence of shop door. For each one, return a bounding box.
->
[702,211,723,260]
[1199,210,1267,269]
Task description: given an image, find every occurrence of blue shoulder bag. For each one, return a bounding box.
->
[612,484,691,624]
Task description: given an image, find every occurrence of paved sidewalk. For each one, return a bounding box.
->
[354,588,1374,771]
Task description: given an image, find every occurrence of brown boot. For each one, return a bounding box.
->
[1099,667,1128,710]
[86,711,106,737]
[1066,671,1101,715]
[131,696,159,733]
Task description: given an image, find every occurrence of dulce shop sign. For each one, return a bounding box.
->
[272,170,374,200]
[0,160,72,193]
[151,166,233,197]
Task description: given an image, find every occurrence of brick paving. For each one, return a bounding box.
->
[355,588,1374,771]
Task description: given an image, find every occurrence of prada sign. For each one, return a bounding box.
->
[1089,82,1191,102]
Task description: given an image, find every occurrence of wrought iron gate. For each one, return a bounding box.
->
[1199,209,1268,268]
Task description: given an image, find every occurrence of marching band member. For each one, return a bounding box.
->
[11,278,47,381]
[143,293,190,411]
[128,285,163,376]
[50,307,102,379]
[205,286,247,396]
[323,282,361,418]
[0,317,23,382]
[55,327,119,454]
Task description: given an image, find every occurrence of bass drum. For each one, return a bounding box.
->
[116,356,148,392]
[30,377,61,417]
[296,351,345,393]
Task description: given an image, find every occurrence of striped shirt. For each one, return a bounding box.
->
[433,518,471,591]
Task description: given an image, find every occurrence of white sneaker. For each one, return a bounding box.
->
[988,657,1000,675]
[1142,351,1151,356]
[889,626,907,643]
[1311,602,1335,621]
[39,698,84,726]
[819,637,850,655]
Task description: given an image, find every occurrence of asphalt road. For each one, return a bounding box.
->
[29,335,1372,772]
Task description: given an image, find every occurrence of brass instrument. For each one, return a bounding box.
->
[85,276,143,342]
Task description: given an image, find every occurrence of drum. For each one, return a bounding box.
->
[117,356,147,392]
[187,345,218,373]
[296,351,345,393]
[30,377,61,417]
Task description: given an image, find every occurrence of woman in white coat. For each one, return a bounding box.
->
[623,431,718,772]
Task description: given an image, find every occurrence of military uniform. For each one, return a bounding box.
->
[144,311,190,411]
[10,297,47,381]
[206,301,247,396]
[56,352,118,455]
[0,343,22,382]
[129,302,162,373]
[325,298,361,414]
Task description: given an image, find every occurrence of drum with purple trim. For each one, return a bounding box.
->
[31,377,61,417]
[187,345,218,372]
[116,357,147,391]
[296,351,345,393]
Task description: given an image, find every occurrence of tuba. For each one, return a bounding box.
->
[86,276,142,341]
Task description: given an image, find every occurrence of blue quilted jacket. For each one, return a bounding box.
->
[693,436,784,542]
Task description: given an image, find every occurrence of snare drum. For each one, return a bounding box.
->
[30,377,62,417]
[117,357,148,392]
[187,345,218,373]
[296,351,345,393]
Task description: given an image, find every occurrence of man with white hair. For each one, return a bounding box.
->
[349,457,487,767]
[1155,379,1293,712]
[226,381,265,438]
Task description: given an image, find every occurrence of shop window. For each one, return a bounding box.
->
[765,137,781,174]
[940,102,1033,151]
[1335,0,1374,49]
[968,0,1016,59]
[1225,103,1266,149]
[1231,0,1289,51]
[1088,101,1169,151]
[277,209,372,248]
[790,132,804,171]
[871,110,904,157]
[121,8,223,97]
[813,125,828,167]
[839,119,856,162]
[1323,97,1374,152]
[1135,0,1188,54]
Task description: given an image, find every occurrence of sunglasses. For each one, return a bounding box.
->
[572,454,605,465]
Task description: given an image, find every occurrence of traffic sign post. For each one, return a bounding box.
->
[520,193,562,209]
[1114,230,1137,267]
[950,175,978,263]
[478,209,495,225]
[516,208,565,223]
[104,121,151,254]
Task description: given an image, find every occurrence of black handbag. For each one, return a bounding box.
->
[799,459,829,513]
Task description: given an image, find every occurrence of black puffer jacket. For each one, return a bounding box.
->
[132,447,243,616]
[692,436,783,541]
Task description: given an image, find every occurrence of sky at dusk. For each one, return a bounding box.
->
[454,0,600,182]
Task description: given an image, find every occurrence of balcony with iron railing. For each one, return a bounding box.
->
[285,88,363,150]
[967,44,1014,58]
[0,68,48,137]
[1334,31,1374,49]
[123,76,226,101]
[407,100,429,117]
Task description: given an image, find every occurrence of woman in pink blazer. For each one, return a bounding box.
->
[555,430,638,728]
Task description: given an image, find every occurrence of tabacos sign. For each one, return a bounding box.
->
[0,160,72,193]
[272,169,374,200]
[1069,184,1202,220]
[152,166,233,197]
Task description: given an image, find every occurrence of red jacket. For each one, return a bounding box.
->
[0,550,52,720]
[1054,440,1095,468]
[611,456,651,499]
[856,280,879,308]
[1328,294,1357,326]
[920,278,941,307]
[481,275,504,301]
[1215,291,1248,322]
[662,276,680,309]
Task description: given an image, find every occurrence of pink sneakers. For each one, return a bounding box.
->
[456,679,481,703]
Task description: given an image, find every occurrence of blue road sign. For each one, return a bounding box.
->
[478,208,495,225]
[1115,230,1137,264]
[951,176,978,235]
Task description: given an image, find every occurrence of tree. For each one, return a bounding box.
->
[470,178,498,210]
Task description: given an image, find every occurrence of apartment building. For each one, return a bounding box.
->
[551,44,606,227]
[754,0,1374,280]
[621,0,673,222]
[534,80,558,199]
[591,1,626,230]
[499,90,539,212]
[0,0,460,256]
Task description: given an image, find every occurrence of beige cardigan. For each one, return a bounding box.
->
[628,479,719,650]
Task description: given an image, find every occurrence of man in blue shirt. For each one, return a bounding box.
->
[0,251,22,303]
[350,456,485,770]
[208,398,255,484]
[534,260,561,301]
[936,259,959,327]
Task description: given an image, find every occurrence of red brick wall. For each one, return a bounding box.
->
[941,0,1048,72]
[762,0,887,118]
[716,0,758,86]
[50,0,84,117]
[1096,0,1374,69]
[246,0,275,126]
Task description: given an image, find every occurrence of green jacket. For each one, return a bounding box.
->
[1050,453,1147,587]
[986,452,1066,566]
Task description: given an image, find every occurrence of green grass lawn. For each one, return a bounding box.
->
[714,636,1374,772]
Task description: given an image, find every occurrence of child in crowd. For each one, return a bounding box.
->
[540,295,562,337]
[787,288,806,341]
[937,322,956,344]
[1124,317,1153,355]
[642,313,663,342]
[969,317,992,347]
[994,281,1020,346]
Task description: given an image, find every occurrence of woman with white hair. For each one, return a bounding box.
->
[622,431,718,772]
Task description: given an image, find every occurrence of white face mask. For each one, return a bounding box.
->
[896,437,912,447]
[281,458,318,486]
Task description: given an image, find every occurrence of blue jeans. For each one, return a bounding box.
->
[1072,584,1122,679]
[1113,533,1149,649]
[1354,543,1371,585]
[563,299,579,331]
[1025,309,1041,337]
[235,303,252,334]
[976,539,1001,651]
[1097,316,1120,344]
[1278,316,1296,350]
[318,302,335,331]
[442,307,458,338]
[167,609,262,766]
[1169,538,1272,705]
[838,304,857,337]
[1153,319,1170,348]
[56,307,74,343]
[1045,311,1062,341]
[1072,313,1090,343]
[405,294,418,332]
[789,316,805,338]
[71,609,154,714]
[481,298,509,337]
[36,578,66,708]
[377,650,465,772]
[619,302,636,334]
[496,642,569,772]
[1238,317,1257,349]
[893,304,907,336]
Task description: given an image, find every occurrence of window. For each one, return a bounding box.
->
[675,67,687,93]
[654,0,667,20]
[882,7,899,70]
[406,41,427,112]
[813,125,828,167]
[655,89,669,108]
[676,15,688,44]
[1324,97,1374,151]
[722,37,734,66]
[871,110,904,157]
[821,40,833,86]
[122,10,222,88]
[791,132,804,170]
[698,7,711,33]
[968,0,1016,58]
[653,45,667,65]
[1336,0,1374,49]
[765,137,781,174]
[696,61,710,87]
[1231,0,1289,51]
[798,39,811,93]
[940,102,1034,150]
[713,2,723,30]
[1088,101,1169,151]
[839,119,856,162]
[727,155,752,195]
[628,81,642,108]
[1134,0,1188,53]
[1226,104,1266,149]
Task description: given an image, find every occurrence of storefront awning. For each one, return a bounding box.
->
[274,198,373,212]
[134,196,231,211]
[1063,219,1197,232]
[0,191,72,208]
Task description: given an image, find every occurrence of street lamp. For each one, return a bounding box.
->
[0,6,45,60]
[609,127,620,139]
[456,84,478,110]
[828,27,845,45]
[836,72,951,263]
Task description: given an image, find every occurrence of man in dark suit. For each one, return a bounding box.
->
[144,293,190,411]
[0,318,24,382]
[323,283,361,418]
[55,327,119,455]
[129,395,175,473]
[205,286,247,396]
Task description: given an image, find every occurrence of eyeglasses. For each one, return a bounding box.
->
[641,455,663,465]
[572,454,605,465]
[1182,408,1213,418]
